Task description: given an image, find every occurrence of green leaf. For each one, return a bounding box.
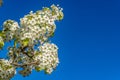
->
[48,32,54,37]
[22,38,29,46]
[0,41,4,49]
[52,11,56,16]
[14,40,17,47]
[57,11,64,20]
[26,15,33,20]
[57,11,64,21]
[0,31,5,37]
[35,66,43,72]
[43,7,50,11]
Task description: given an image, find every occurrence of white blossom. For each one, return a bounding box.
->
[0,59,16,80]
[0,4,63,79]
[33,43,59,74]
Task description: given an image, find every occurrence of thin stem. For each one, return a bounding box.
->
[0,0,3,6]
[12,61,39,67]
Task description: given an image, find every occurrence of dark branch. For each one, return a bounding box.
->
[12,61,39,67]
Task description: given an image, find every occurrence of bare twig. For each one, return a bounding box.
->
[12,61,39,67]
[0,0,3,6]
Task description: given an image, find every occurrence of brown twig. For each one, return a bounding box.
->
[0,0,3,6]
[12,61,39,67]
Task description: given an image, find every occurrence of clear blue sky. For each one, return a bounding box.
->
[0,0,120,80]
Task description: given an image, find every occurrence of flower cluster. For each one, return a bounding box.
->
[0,59,16,80]
[0,4,63,79]
[34,43,59,74]
[19,65,33,77]
[3,20,19,41]
[18,4,63,45]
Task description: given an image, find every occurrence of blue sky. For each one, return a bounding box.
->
[1,0,120,80]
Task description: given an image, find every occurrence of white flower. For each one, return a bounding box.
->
[0,59,16,80]
[33,43,59,74]
[0,4,63,78]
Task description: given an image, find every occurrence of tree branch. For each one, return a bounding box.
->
[20,46,34,58]
[0,0,3,6]
[12,61,39,67]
